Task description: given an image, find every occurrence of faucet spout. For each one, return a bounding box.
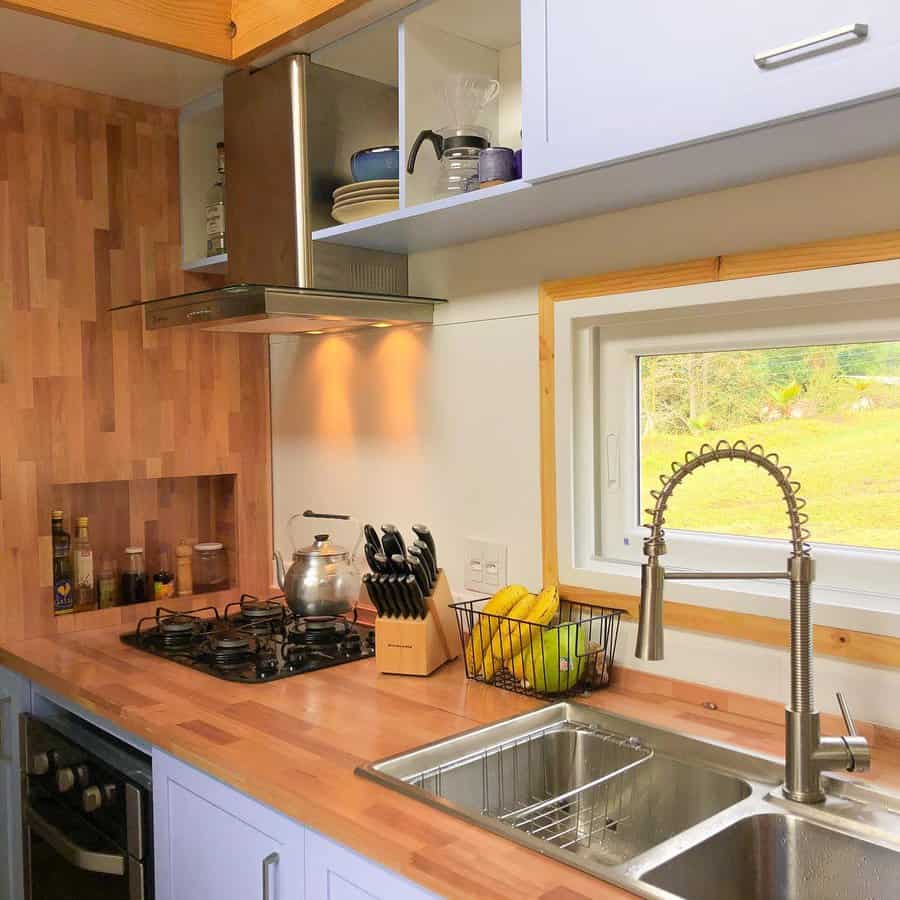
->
[635,439,868,804]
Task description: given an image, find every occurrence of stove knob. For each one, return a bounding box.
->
[56,767,76,794]
[82,786,103,813]
[30,752,50,776]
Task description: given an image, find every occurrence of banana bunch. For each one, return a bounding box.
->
[480,585,560,682]
[463,584,528,675]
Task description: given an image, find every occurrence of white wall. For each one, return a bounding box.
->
[272,152,900,728]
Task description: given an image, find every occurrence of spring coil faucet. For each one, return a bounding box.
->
[636,439,870,803]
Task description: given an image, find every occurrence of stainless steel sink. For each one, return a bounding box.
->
[643,812,900,900]
[358,702,900,898]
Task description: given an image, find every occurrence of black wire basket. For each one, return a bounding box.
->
[451,598,624,699]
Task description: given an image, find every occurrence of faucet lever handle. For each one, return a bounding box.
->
[836,692,858,736]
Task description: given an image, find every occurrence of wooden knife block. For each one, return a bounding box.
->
[374,570,461,676]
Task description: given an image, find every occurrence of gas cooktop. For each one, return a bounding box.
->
[120,595,375,683]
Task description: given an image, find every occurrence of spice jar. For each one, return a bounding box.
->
[175,540,193,596]
[193,542,228,594]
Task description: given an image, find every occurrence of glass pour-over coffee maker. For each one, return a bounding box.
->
[406,74,501,198]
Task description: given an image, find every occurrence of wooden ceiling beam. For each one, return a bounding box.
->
[0,0,390,63]
[229,0,369,62]
[0,0,235,60]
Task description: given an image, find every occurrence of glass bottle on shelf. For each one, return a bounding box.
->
[72,516,96,612]
[205,141,226,257]
[121,547,147,606]
[154,548,175,602]
[51,510,74,615]
[97,557,118,609]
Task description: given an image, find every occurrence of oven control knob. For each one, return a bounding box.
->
[30,752,50,776]
[82,786,103,813]
[56,767,76,793]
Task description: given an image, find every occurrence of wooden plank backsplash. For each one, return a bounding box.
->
[0,71,272,642]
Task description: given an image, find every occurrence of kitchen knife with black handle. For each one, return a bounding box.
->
[362,574,382,617]
[405,575,427,619]
[407,554,430,596]
[408,546,433,593]
[380,530,402,561]
[412,525,436,568]
[365,542,384,574]
[372,551,390,575]
[376,574,396,617]
[390,553,410,576]
[364,523,382,553]
[413,539,437,583]
[386,574,411,618]
[381,524,407,558]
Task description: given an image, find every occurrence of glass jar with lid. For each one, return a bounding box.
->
[193,542,228,593]
[121,547,147,606]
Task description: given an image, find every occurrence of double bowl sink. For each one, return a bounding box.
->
[358,703,900,899]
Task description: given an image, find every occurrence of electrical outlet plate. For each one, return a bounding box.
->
[464,538,507,592]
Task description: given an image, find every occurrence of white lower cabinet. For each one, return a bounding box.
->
[153,749,306,900]
[305,831,435,900]
[0,664,26,900]
[154,750,435,900]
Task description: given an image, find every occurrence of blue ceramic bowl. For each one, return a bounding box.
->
[350,146,400,182]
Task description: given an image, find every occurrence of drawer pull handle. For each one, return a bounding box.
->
[262,851,279,900]
[754,23,868,68]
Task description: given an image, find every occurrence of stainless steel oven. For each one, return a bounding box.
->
[20,713,152,900]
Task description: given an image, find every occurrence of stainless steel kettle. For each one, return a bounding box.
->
[273,510,363,618]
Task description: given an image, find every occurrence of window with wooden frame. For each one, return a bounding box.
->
[543,242,900,663]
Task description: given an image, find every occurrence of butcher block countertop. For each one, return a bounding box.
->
[3,626,900,900]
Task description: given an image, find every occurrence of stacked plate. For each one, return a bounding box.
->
[331,179,399,224]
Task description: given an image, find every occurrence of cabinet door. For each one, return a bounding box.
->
[522,0,900,181]
[153,750,305,900]
[0,666,26,900]
[305,830,434,900]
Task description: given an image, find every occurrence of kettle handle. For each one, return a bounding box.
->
[288,510,364,567]
[406,130,443,174]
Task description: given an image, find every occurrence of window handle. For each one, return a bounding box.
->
[606,433,619,488]
[262,851,278,900]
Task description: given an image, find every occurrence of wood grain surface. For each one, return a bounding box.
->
[0,71,272,643]
[0,0,233,59]
[3,628,900,899]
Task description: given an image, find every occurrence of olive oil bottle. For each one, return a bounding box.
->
[51,510,74,615]
[72,516,96,612]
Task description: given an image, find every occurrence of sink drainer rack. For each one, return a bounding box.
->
[406,721,652,853]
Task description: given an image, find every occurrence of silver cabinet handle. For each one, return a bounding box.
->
[25,804,125,875]
[186,307,213,319]
[262,851,279,900]
[754,23,868,68]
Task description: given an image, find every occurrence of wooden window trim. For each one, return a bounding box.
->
[539,229,900,669]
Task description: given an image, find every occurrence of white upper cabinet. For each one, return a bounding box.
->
[522,0,900,181]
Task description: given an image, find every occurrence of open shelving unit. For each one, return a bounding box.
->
[308,0,524,254]
[176,0,525,263]
[179,89,227,274]
[49,473,238,615]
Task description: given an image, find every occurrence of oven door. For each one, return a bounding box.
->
[25,797,145,900]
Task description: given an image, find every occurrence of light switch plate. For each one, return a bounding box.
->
[464,538,508,592]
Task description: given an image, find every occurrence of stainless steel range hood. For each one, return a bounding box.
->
[129,54,444,333]
[123,283,441,333]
